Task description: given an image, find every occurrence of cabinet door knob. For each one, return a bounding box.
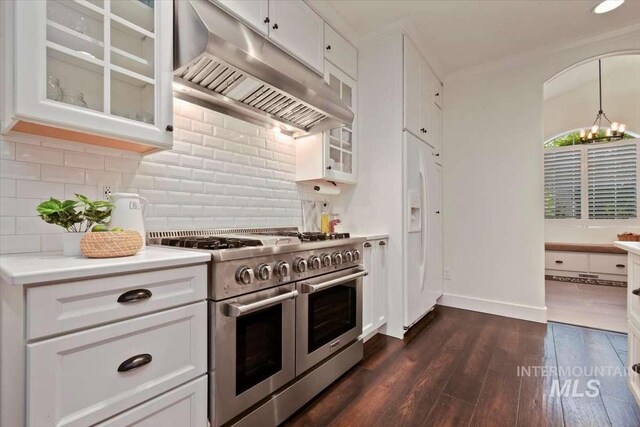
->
[117,289,152,303]
[632,288,640,296]
[118,354,152,372]
[326,165,332,170]
[434,153,440,157]
[435,92,440,97]
[616,264,625,268]
[436,211,440,214]
[165,125,173,132]
[272,23,278,30]
[555,260,563,264]
[633,363,640,374]
[364,242,372,248]
[326,45,331,50]
[378,241,386,246]
[263,17,270,23]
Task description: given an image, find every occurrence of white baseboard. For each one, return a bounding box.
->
[438,293,547,323]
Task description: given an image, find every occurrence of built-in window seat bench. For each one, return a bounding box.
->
[545,242,628,286]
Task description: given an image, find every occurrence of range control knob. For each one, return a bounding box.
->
[353,249,361,262]
[308,255,321,270]
[275,261,290,278]
[294,257,307,273]
[321,253,332,267]
[256,264,272,281]
[343,250,354,263]
[235,266,254,285]
[332,251,343,265]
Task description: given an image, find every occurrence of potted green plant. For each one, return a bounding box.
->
[36,194,114,256]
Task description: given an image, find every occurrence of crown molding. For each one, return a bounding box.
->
[446,23,640,83]
[304,0,359,48]
[358,16,446,82]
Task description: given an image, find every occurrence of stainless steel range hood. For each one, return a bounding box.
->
[173,0,354,137]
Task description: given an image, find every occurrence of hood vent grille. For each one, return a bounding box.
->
[176,55,328,130]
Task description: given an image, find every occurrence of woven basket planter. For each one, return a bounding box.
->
[80,231,143,258]
[618,233,640,242]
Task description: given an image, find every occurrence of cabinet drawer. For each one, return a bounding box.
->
[324,24,356,78]
[589,254,628,275]
[627,322,640,406]
[545,251,589,272]
[95,376,207,427]
[27,302,207,427]
[27,265,207,340]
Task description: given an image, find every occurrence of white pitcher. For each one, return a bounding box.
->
[108,193,149,250]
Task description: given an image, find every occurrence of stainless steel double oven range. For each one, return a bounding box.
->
[150,228,367,426]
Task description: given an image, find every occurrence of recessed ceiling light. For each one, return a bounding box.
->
[592,0,624,14]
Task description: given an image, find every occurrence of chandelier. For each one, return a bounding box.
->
[579,59,626,143]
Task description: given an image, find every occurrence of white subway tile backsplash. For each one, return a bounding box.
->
[0,217,15,235]
[1,102,309,253]
[85,170,122,186]
[64,184,98,200]
[17,180,64,199]
[0,197,40,216]
[105,156,139,173]
[0,234,41,253]
[1,140,16,159]
[1,160,41,180]
[16,144,63,165]
[1,179,16,198]
[42,164,85,184]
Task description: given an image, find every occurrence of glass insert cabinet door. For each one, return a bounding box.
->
[324,61,357,183]
[12,0,173,149]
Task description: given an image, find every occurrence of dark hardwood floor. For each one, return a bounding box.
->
[284,306,640,427]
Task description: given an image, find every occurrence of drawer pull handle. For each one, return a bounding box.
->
[364,242,372,248]
[616,264,625,268]
[117,289,152,303]
[555,260,563,264]
[118,354,152,372]
[632,288,640,296]
[633,364,640,374]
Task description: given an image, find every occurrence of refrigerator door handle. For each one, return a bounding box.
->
[419,156,429,292]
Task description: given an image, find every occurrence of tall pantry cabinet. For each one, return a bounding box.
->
[336,32,443,339]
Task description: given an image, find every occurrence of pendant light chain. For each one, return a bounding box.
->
[579,59,626,144]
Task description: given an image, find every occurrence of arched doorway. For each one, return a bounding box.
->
[543,54,640,332]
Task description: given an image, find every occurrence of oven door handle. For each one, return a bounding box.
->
[225,290,299,317]
[300,270,368,294]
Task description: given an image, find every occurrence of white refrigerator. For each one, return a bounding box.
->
[404,131,443,329]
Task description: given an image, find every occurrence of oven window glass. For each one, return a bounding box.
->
[308,282,357,353]
[236,304,282,395]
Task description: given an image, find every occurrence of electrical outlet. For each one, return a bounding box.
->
[443,268,452,280]
[102,185,112,200]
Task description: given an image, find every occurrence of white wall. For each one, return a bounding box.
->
[0,99,317,254]
[441,26,640,322]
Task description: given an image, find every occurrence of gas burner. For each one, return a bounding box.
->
[160,236,263,250]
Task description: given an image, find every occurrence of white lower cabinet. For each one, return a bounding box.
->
[362,238,388,341]
[95,376,208,427]
[28,302,207,427]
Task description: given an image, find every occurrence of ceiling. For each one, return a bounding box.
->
[544,55,640,100]
[327,0,640,75]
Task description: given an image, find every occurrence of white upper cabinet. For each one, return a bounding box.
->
[296,61,357,185]
[403,35,441,148]
[214,0,269,36]
[267,0,324,73]
[434,81,443,108]
[403,37,421,139]
[431,105,442,154]
[324,24,357,79]
[3,0,173,153]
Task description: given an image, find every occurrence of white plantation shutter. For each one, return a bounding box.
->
[544,150,582,219]
[588,144,637,219]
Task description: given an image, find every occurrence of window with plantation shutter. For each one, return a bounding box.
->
[544,150,582,219]
[587,144,637,219]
